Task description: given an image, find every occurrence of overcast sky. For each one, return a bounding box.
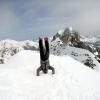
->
[0,0,100,40]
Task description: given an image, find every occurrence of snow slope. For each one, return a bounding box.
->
[0,50,100,100]
[0,39,38,63]
[0,38,100,70]
[50,38,100,69]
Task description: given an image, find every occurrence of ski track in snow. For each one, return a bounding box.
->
[0,50,100,100]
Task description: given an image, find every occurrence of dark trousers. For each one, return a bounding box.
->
[39,39,49,61]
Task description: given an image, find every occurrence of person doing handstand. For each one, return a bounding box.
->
[37,37,55,76]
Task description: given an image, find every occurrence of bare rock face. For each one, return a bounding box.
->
[52,27,80,44]
[0,58,4,64]
[96,47,100,56]
[84,58,96,69]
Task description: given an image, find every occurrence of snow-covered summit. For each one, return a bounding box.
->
[52,27,80,45]
[57,26,73,35]
[57,29,64,35]
[0,50,100,100]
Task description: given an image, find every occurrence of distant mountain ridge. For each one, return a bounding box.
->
[0,27,100,70]
[0,39,38,63]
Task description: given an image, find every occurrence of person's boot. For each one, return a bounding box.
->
[44,37,48,41]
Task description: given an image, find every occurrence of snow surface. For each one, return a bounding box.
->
[0,38,99,70]
[58,29,65,35]
[0,39,38,63]
[0,50,100,100]
[50,38,100,70]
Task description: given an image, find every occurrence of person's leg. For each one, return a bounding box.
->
[44,37,49,53]
[39,38,44,60]
[44,37,49,60]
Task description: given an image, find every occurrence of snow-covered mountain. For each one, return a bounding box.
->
[50,27,100,69]
[50,38,100,70]
[0,39,38,63]
[81,33,100,44]
[0,50,100,100]
[0,38,99,69]
[0,27,100,70]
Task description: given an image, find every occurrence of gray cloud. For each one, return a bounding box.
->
[28,0,100,33]
[70,8,100,34]
[0,1,19,35]
[47,0,100,31]
[0,0,100,40]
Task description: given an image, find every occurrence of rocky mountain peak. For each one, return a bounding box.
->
[52,27,80,44]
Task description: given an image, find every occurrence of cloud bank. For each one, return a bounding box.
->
[0,0,100,40]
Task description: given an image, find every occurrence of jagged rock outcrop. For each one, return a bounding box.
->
[96,47,100,57]
[50,38,98,69]
[51,27,100,69]
[84,58,96,69]
[52,27,98,58]
[52,27,80,44]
